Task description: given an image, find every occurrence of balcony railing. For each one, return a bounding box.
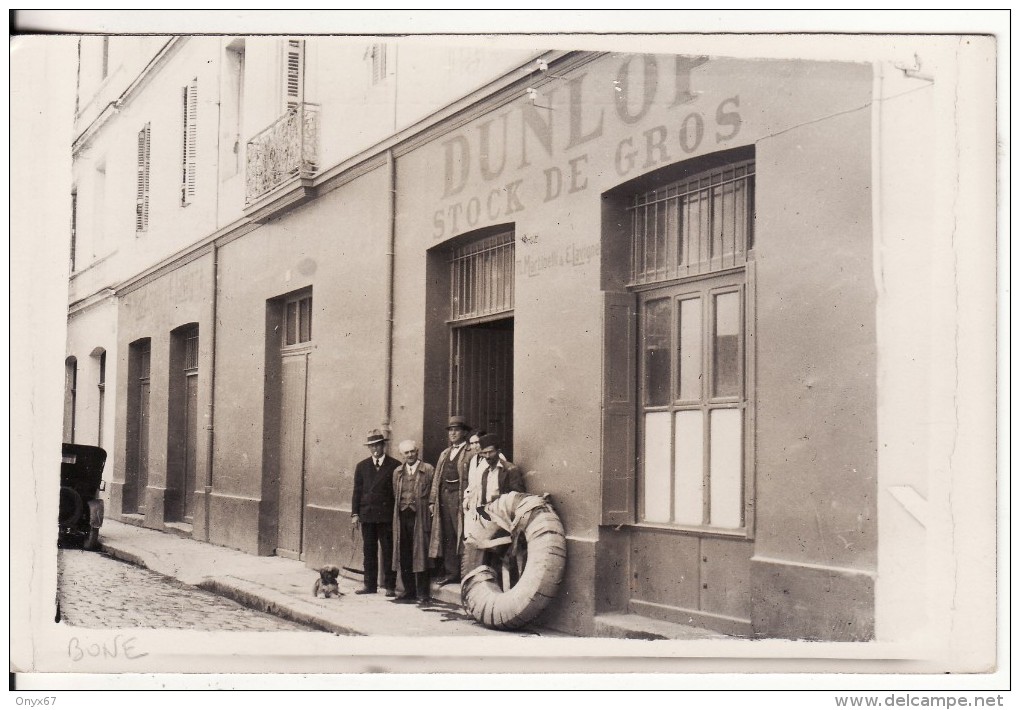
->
[245,103,319,205]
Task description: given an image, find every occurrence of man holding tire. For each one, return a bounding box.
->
[461,434,525,582]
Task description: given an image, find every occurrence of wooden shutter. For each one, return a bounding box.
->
[601,291,638,525]
[182,79,198,204]
[135,123,150,232]
[284,39,304,109]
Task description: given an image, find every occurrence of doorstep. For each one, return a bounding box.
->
[592,612,733,641]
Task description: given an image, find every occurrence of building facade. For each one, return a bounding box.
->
[66,36,950,640]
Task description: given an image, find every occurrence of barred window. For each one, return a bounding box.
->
[631,160,754,285]
[184,327,199,371]
[450,230,515,322]
[634,158,755,533]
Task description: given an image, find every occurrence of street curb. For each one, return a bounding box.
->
[100,542,150,571]
[197,578,360,636]
[101,538,359,635]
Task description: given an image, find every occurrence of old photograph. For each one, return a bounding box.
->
[9,11,1003,690]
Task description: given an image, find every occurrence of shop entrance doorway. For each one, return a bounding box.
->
[451,318,514,460]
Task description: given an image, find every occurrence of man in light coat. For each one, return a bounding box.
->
[427,415,472,585]
[391,440,435,605]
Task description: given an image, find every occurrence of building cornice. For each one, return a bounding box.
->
[67,287,117,319]
[88,50,603,302]
[72,37,185,156]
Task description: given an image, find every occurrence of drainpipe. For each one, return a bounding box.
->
[205,42,224,542]
[204,241,218,542]
[382,149,396,436]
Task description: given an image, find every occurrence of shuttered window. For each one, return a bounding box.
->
[135,123,150,233]
[70,190,77,272]
[181,78,198,205]
[284,39,304,109]
[369,44,387,84]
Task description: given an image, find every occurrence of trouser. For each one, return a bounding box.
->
[398,508,429,599]
[361,520,395,591]
[461,540,520,591]
[439,485,462,577]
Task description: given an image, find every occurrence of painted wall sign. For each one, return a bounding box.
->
[431,55,742,241]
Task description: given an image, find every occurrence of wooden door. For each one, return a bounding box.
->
[276,352,308,558]
[182,372,198,522]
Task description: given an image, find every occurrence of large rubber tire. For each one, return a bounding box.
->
[59,486,84,527]
[461,493,566,631]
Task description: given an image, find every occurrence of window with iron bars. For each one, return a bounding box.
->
[630,159,754,286]
[632,159,755,533]
[184,327,200,371]
[449,230,515,322]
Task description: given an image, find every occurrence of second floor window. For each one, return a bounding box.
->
[135,123,150,233]
[70,190,77,272]
[181,78,198,205]
[284,38,304,110]
[369,44,387,85]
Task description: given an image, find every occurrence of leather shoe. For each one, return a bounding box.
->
[417,597,431,606]
[384,589,397,598]
[354,587,377,595]
[438,575,460,586]
[392,593,416,603]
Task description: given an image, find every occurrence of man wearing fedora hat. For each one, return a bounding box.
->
[461,433,525,578]
[427,415,472,586]
[351,429,400,596]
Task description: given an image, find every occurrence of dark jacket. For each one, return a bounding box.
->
[352,454,400,523]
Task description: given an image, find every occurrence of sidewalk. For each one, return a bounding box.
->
[97,519,563,637]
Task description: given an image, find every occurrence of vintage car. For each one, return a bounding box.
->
[58,443,107,550]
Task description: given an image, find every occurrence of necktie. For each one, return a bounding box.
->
[481,467,495,503]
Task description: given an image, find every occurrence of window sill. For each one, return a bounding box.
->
[280,342,314,355]
[609,521,752,541]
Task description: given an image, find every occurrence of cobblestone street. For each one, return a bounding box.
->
[56,548,323,633]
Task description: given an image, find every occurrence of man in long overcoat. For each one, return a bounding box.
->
[427,415,472,585]
[351,429,400,596]
[391,440,435,604]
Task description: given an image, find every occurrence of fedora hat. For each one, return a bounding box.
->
[364,429,388,445]
[446,415,470,430]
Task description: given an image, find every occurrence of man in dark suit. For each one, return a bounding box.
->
[427,415,472,586]
[351,429,399,596]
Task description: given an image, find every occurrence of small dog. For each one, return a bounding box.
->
[312,565,342,598]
